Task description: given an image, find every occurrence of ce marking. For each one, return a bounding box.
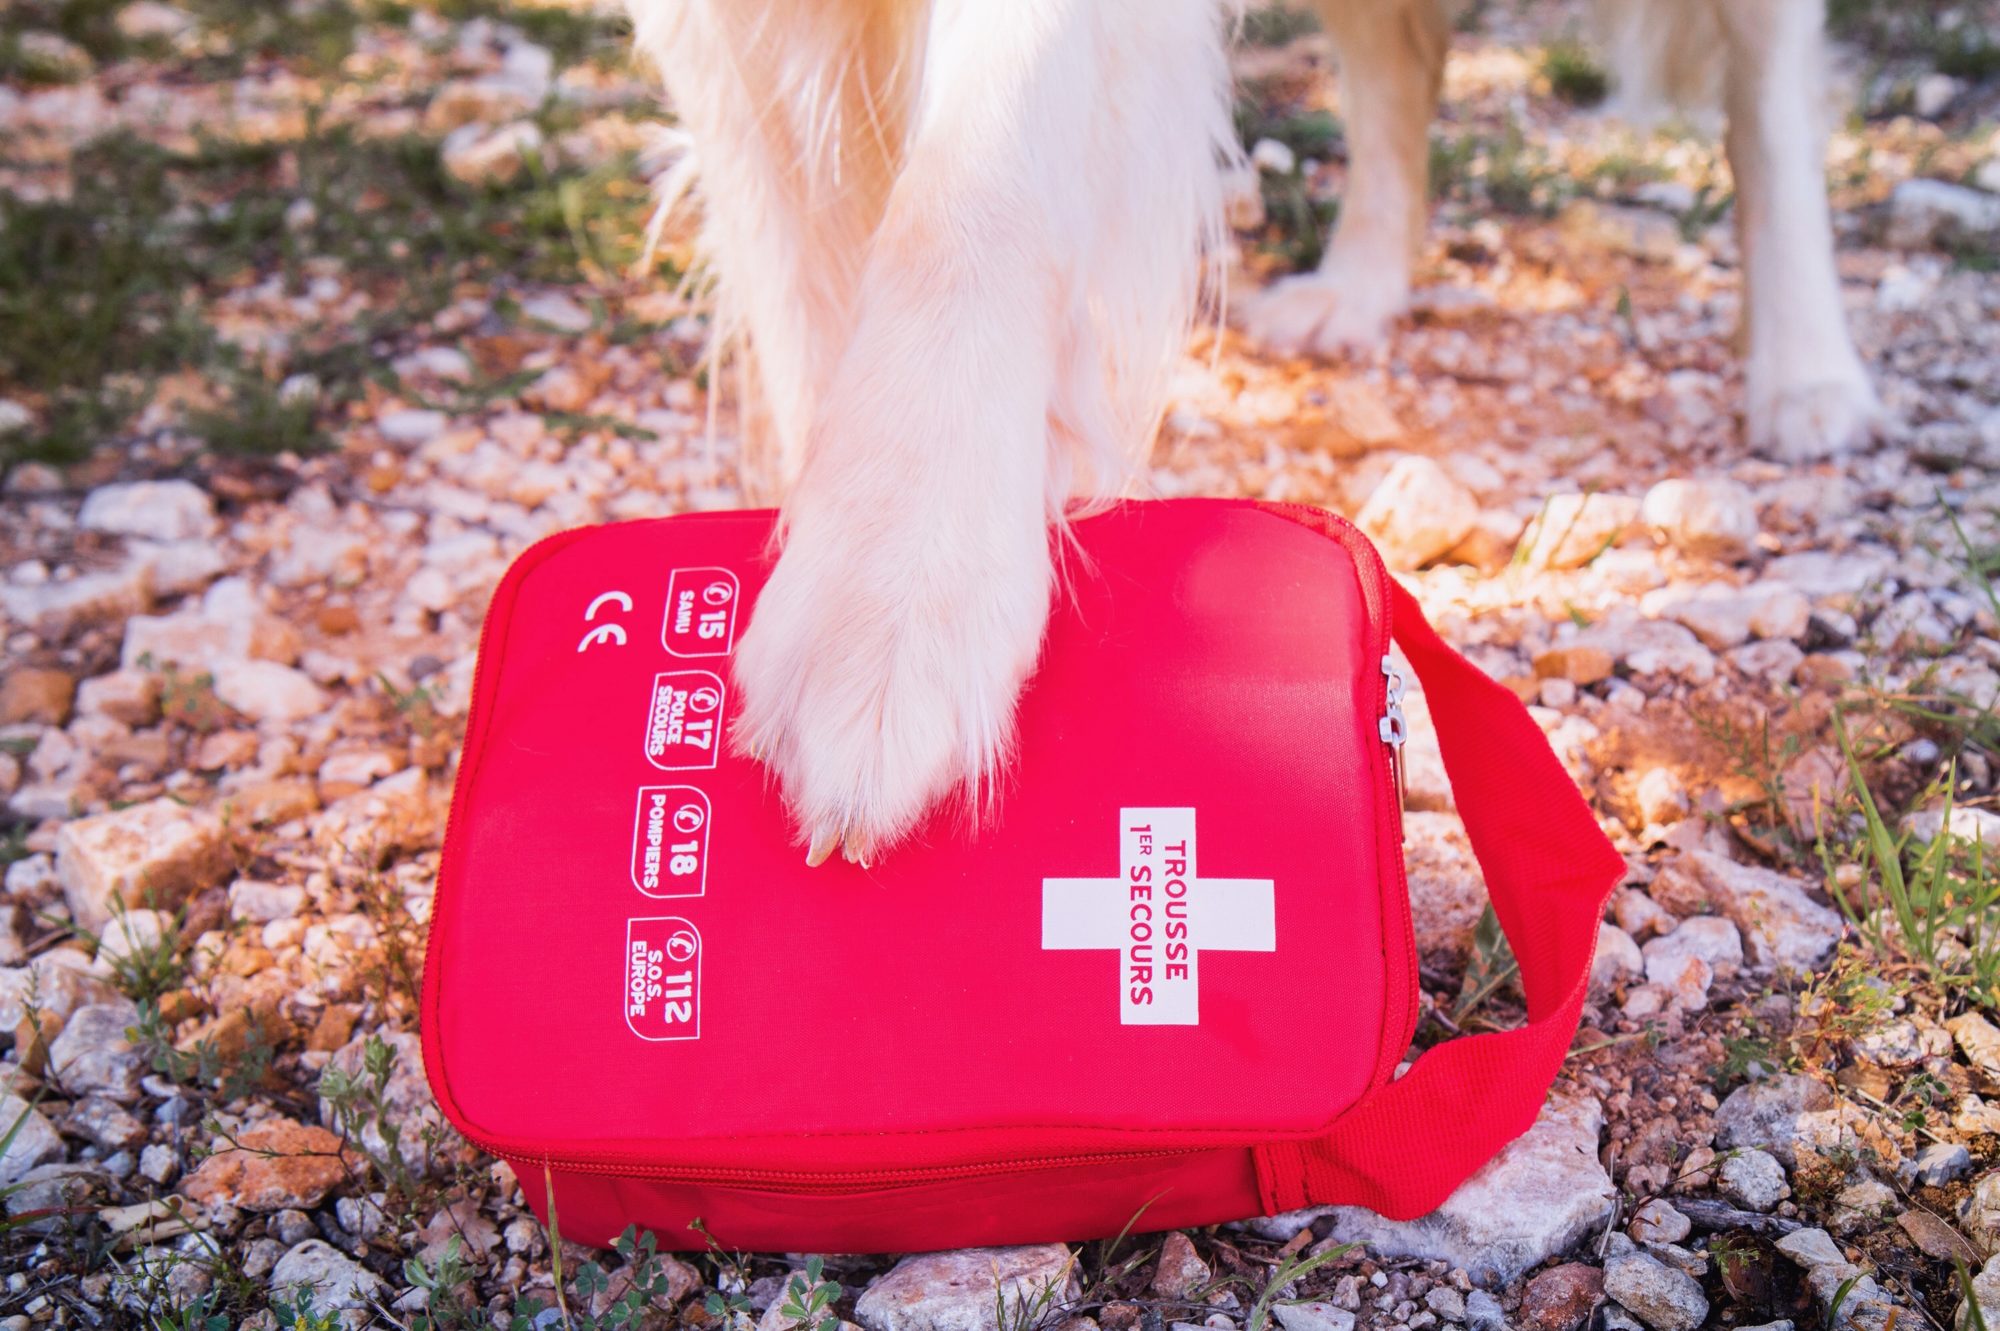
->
[577,590,633,652]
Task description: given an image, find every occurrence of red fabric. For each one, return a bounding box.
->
[422,499,1619,1251]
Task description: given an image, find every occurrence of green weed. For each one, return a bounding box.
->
[1542,37,1609,107]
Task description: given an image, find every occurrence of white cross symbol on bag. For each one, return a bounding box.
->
[1042,808,1276,1025]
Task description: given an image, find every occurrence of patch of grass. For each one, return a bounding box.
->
[1431,120,1568,217]
[0,104,667,472]
[1820,712,2000,1009]
[1542,37,1609,107]
[1237,4,1320,48]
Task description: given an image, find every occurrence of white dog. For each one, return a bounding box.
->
[626,0,1876,865]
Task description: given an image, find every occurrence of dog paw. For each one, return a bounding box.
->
[1747,375,1882,461]
[731,509,1051,866]
[1240,267,1407,356]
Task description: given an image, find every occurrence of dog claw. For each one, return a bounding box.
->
[841,838,873,869]
[805,826,839,868]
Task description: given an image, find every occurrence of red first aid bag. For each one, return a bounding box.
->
[422,499,1622,1253]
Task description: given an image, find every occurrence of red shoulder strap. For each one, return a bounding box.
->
[1258,581,1625,1220]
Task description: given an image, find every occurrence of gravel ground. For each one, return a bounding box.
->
[4,1,2000,1329]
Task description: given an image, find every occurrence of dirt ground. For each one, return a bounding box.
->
[4,1,2000,1329]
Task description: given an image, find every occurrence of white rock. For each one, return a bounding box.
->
[47,1001,144,1101]
[0,1094,64,1185]
[1603,1251,1708,1331]
[1321,1095,1613,1283]
[1635,768,1688,825]
[0,561,153,629]
[520,292,593,333]
[1517,493,1640,570]
[1718,1148,1791,1211]
[1641,478,1757,562]
[377,409,448,447]
[1592,923,1644,997]
[441,119,546,187]
[1356,456,1480,571]
[1272,1305,1354,1331]
[270,1239,387,1314]
[853,1246,1078,1331]
[55,798,230,932]
[1906,805,2000,850]
[77,480,216,542]
[1644,916,1743,981]
[75,670,161,725]
[117,2,194,41]
[1886,178,2000,250]
[96,909,172,966]
[1960,1252,2000,1331]
[1915,72,1963,118]
[211,661,328,723]
[1666,852,1844,973]
[1715,1075,1835,1167]
[0,953,120,1029]
[1251,137,1297,175]
[1573,614,1716,684]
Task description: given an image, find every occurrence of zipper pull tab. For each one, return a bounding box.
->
[1379,655,1407,811]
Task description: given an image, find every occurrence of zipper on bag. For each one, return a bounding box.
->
[1379,654,1407,811]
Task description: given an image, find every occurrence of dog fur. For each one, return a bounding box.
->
[625,0,1875,862]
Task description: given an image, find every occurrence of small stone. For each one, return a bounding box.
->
[0,667,75,725]
[1152,1232,1209,1299]
[55,798,231,933]
[117,1,194,41]
[75,670,161,726]
[1629,1199,1691,1245]
[1634,768,1688,826]
[1775,1228,1846,1270]
[1463,1291,1504,1331]
[1662,852,1843,973]
[230,879,306,924]
[1321,1095,1612,1283]
[854,1246,1079,1331]
[1886,178,2000,250]
[138,1142,179,1185]
[268,1208,317,1247]
[1714,1075,1835,1167]
[1602,1252,1708,1331]
[0,1094,64,1185]
[1719,1149,1791,1211]
[1357,457,1480,571]
[1517,493,1640,570]
[1899,1210,1978,1263]
[519,292,593,334]
[1271,1306,1355,1331]
[269,1239,387,1315]
[1424,1288,1464,1323]
[1534,646,1615,686]
[97,909,172,967]
[47,1002,146,1101]
[1520,1263,1603,1331]
[442,120,547,188]
[377,409,449,447]
[1915,1142,1974,1187]
[181,1118,359,1212]
[1644,917,1743,981]
[1641,478,1757,562]
[1592,923,1643,996]
[211,661,328,723]
[64,1095,147,1151]
[78,480,217,542]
